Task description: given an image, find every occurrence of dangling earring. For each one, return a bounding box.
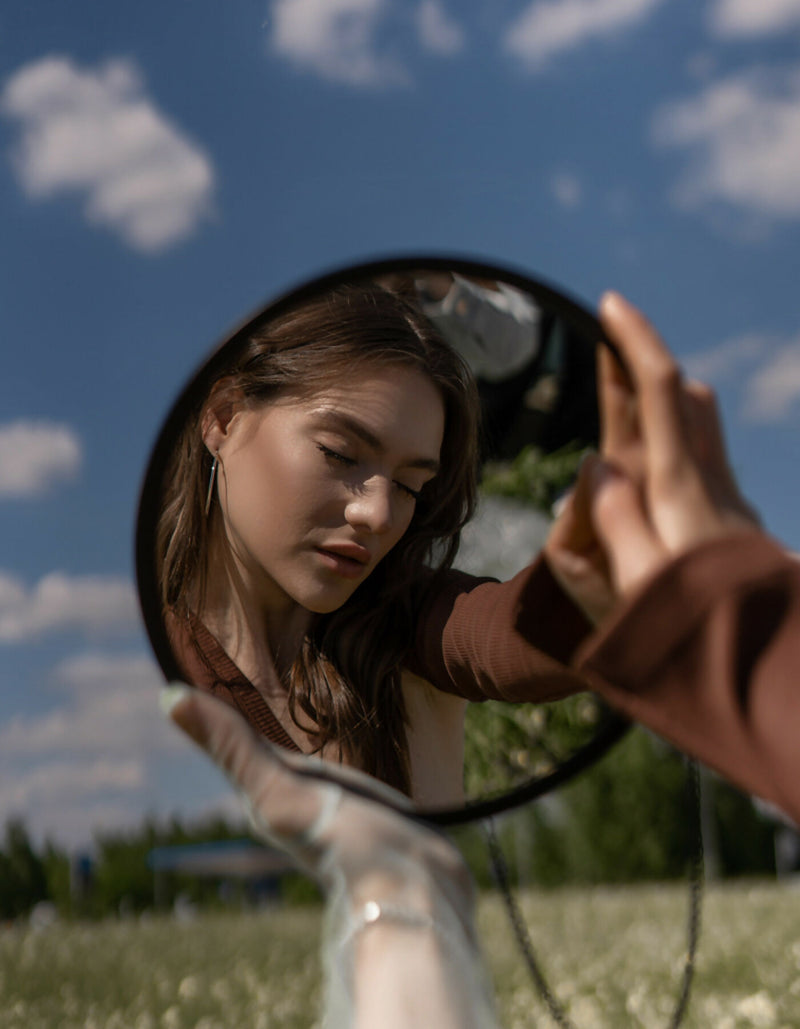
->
[204,453,219,516]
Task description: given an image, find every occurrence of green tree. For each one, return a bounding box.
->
[0,819,49,918]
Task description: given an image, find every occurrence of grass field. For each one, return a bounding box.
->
[1,881,799,1028]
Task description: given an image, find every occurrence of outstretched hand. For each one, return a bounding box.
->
[546,291,760,622]
[163,686,492,1029]
[162,684,473,921]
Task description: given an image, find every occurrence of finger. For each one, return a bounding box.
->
[599,292,692,484]
[683,380,762,527]
[683,380,730,470]
[547,455,597,553]
[597,342,639,463]
[586,459,666,597]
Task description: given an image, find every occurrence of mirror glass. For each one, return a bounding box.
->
[136,256,628,826]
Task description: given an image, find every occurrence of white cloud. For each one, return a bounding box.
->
[1,759,145,812]
[743,340,800,422]
[709,0,800,37]
[0,653,173,757]
[684,331,800,423]
[1,56,214,252]
[415,1,465,56]
[269,0,408,86]
[652,66,800,221]
[682,333,770,382]
[503,0,665,68]
[0,648,235,847]
[52,651,162,699]
[0,571,138,642]
[0,420,82,498]
[550,170,583,208]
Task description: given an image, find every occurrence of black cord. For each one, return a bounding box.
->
[486,758,704,1028]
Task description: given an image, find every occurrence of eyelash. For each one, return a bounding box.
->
[317,444,422,500]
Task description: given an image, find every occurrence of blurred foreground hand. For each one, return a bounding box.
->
[162,685,498,1029]
[546,291,760,622]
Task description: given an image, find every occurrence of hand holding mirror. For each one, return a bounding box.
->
[136,255,628,826]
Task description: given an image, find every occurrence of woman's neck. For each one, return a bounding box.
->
[201,539,312,692]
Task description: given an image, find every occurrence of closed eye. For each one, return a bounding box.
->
[394,480,422,500]
[317,443,356,467]
[319,443,424,501]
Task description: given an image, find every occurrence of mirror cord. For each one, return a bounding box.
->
[485,757,704,1029]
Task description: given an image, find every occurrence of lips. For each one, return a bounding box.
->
[315,542,371,578]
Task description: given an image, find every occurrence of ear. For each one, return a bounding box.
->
[201,380,244,455]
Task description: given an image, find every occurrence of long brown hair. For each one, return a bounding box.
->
[157,281,481,793]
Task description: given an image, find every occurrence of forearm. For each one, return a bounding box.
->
[574,532,800,824]
[324,860,498,1029]
[412,556,592,703]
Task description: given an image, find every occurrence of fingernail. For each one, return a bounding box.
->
[599,290,623,314]
[159,682,192,718]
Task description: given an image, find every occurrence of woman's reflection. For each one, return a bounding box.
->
[157,282,589,809]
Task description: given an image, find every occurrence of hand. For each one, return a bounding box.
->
[545,292,760,619]
[163,685,491,1029]
[162,684,473,926]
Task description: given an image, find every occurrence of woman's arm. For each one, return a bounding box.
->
[409,559,592,703]
[575,531,800,824]
[162,685,500,1029]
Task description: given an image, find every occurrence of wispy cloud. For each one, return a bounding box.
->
[269,0,408,86]
[550,170,583,208]
[651,66,800,221]
[743,340,800,421]
[0,420,81,499]
[1,56,215,252]
[0,654,171,757]
[415,0,465,56]
[684,331,800,423]
[0,649,233,846]
[0,571,138,642]
[709,0,800,38]
[682,333,770,382]
[1,759,145,812]
[503,0,665,69]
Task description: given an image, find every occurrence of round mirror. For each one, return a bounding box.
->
[135,255,628,827]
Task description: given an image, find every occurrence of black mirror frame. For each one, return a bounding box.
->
[135,252,630,827]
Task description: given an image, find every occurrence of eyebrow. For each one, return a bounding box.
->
[316,411,440,473]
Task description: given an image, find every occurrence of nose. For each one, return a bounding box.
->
[344,477,394,535]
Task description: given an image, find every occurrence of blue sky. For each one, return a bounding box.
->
[2,0,799,849]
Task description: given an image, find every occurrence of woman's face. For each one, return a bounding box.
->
[204,364,445,615]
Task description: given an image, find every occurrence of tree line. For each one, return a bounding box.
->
[1,729,783,923]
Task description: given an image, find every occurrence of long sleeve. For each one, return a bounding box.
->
[410,555,593,702]
[573,532,800,825]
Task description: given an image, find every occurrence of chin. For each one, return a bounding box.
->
[298,589,357,615]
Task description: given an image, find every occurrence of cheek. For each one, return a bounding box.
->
[385,508,417,553]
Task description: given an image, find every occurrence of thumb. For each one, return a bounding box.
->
[586,460,666,598]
